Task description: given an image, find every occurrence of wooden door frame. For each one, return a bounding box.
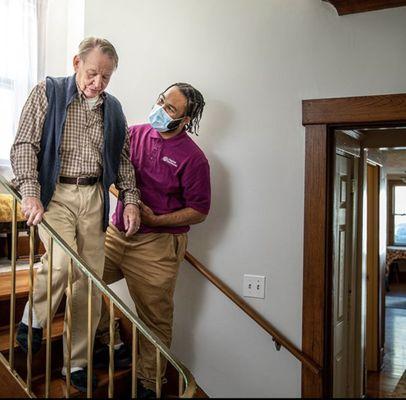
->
[301,93,406,398]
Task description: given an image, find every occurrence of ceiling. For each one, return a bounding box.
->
[352,127,406,176]
[324,0,406,15]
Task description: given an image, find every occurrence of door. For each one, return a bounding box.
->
[332,153,355,397]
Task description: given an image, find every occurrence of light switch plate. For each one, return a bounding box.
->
[243,274,266,299]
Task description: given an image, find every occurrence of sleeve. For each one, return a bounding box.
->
[115,122,141,207]
[10,81,47,199]
[181,156,211,215]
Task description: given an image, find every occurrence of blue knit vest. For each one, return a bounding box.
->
[37,75,127,231]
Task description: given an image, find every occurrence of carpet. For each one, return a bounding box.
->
[386,296,406,309]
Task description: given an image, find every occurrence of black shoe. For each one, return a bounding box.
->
[93,344,132,369]
[63,368,97,393]
[137,381,156,399]
[16,322,43,354]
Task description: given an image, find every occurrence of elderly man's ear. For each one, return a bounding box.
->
[72,55,81,73]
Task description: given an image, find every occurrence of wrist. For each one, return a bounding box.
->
[152,214,162,227]
[125,199,141,209]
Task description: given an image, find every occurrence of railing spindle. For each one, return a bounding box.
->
[26,226,35,391]
[8,197,17,370]
[1,178,198,398]
[87,278,93,398]
[179,373,184,397]
[66,259,73,397]
[108,300,114,398]
[132,324,138,398]
[45,237,53,397]
[156,349,161,398]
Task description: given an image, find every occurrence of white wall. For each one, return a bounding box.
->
[45,0,84,77]
[85,1,406,397]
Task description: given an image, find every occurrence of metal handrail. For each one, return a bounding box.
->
[0,176,196,398]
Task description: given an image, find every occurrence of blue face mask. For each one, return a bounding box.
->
[148,104,184,133]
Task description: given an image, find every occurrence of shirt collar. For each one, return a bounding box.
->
[150,126,187,142]
[75,80,106,108]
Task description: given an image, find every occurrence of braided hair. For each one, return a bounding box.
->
[163,83,205,135]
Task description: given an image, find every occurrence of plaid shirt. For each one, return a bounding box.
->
[10,80,140,207]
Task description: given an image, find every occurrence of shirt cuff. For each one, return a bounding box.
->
[20,182,41,200]
[122,191,141,208]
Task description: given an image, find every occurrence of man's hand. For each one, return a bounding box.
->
[21,197,45,226]
[140,203,159,227]
[123,203,141,237]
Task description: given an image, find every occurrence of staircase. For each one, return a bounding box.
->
[0,269,130,398]
[0,268,206,398]
[0,175,200,398]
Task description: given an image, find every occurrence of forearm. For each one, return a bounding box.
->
[10,144,41,199]
[149,207,206,227]
[115,125,140,206]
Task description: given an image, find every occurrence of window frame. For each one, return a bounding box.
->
[388,180,406,246]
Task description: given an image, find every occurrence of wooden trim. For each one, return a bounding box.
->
[387,180,406,245]
[362,131,406,148]
[303,94,406,126]
[336,130,362,158]
[0,353,30,398]
[324,0,406,15]
[366,164,380,371]
[184,252,322,376]
[302,125,331,397]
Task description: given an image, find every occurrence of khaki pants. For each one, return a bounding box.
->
[97,223,187,391]
[33,183,105,369]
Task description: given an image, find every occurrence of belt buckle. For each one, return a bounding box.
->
[76,177,82,186]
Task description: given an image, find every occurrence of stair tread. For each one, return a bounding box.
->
[0,313,65,352]
[0,269,35,301]
[31,367,131,398]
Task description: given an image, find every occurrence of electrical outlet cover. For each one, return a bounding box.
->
[243,274,266,299]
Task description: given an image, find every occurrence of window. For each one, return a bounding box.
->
[0,0,39,164]
[393,185,406,245]
[0,77,15,163]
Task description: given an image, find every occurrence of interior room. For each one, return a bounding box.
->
[0,0,406,398]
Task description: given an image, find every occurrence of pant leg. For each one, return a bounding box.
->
[65,183,106,369]
[33,186,79,328]
[119,232,187,391]
[97,224,126,346]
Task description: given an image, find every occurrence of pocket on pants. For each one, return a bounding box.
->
[172,234,187,262]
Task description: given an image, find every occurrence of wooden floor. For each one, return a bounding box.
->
[367,283,406,398]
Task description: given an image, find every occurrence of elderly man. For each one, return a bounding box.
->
[10,37,140,392]
[95,83,210,398]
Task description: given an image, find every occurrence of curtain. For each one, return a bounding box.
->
[0,0,47,164]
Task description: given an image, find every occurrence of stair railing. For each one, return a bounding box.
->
[183,252,322,376]
[0,176,197,399]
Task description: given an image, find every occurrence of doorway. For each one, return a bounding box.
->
[365,146,406,397]
[301,93,406,398]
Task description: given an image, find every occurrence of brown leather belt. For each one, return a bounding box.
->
[59,176,100,186]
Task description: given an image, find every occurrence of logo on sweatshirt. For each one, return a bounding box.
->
[162,156,178,167]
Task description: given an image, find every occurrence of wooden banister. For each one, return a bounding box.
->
[184,251,322,376]
[108,185,321,375]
